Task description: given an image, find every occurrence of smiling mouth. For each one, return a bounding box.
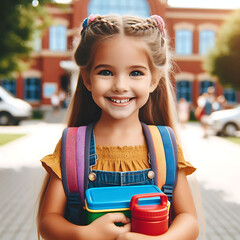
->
[107,97,134,104]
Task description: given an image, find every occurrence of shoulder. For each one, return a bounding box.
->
[40,139,62,179]
[177,143,196,175]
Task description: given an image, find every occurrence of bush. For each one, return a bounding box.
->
[190,109,197,122]
[32,109,44,119]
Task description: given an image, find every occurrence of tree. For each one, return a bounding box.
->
[204,10,240,90]
[0,0,53,78]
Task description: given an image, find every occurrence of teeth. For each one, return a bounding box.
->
[110,98,130,103]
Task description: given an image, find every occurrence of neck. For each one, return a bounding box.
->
[96,112,141,131]
[94,114,145,146]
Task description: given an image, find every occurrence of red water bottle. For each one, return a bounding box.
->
[130,192,168,236]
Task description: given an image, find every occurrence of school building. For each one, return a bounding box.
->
[0,0,239,108]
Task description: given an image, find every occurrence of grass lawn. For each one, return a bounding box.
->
[0,133,26,146]
[225,137,240,145]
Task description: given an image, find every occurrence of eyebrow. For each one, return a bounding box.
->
[94,64,148,70]
[130,65,148,70]
[93,64,111,70]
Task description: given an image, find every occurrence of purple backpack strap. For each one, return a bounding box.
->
[76,127,87,206]
[141,123,158,186]
[61,128,69,196]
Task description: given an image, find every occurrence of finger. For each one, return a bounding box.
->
[115,223,131,236]
[121,222,131,232]
[107,213,130,224]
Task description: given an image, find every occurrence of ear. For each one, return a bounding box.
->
[81,69,92,91]
[149,70,161,93]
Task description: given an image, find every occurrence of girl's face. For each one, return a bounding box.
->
[83,36,158,121]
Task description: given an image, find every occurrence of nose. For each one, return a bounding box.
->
[112,75,129,93]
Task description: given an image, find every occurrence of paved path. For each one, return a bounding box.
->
[0,121,65,240]
[180,123,240,204]
[179,123,240,240]
[0,120,240,239]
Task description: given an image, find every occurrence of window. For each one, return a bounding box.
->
[200,81,215,95]
[224,89,238,104]
[199,30,215,55]
[175,30,193,55]
[0,79,16,95]
[88,0,150,18]
[24,78,41,101]
[49,25,67,51]
[176,80,192,102]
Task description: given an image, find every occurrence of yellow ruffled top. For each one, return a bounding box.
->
[41,139,196,179]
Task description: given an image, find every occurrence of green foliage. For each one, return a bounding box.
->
[204,10,240,90]
[0,0,53,78]
[0,133,26,146]
[224,137,240,145]
[32,109,45,119]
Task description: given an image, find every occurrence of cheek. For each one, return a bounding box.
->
[134,81,152,95]
[135,87,151,105]
[90,81,109,103]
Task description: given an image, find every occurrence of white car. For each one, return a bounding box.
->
[0,86,32,125]
[208,105,240,136]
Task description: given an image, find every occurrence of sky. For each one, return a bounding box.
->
[168,0,240,9]
[54,0,240,9]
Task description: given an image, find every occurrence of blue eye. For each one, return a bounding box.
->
[130,71,143,76]
[98,70,113,76]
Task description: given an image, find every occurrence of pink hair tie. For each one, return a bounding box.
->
[88,14,96,25]
[151,15,166,37]
[82,14,96,28]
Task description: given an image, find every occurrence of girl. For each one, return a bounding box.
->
[37,14,199,240]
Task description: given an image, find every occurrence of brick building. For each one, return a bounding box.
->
[1,0,239,108]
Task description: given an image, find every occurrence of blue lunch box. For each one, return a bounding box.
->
[84,185,169,224]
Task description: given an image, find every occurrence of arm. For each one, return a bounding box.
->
[39,173,130,240]
[117,169,199,240]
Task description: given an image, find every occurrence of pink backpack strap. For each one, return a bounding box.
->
[61,126,87,206]
[66,128,79,193]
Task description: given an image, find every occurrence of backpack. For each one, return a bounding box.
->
[204,99,212,115]
[60,122,178,225]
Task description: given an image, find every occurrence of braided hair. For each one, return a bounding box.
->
[68,15,177,134]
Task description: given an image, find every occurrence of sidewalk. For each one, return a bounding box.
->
[179,123,240,240]
[0,120,65,240]
[180,123,240,203]
[0,119,240,239]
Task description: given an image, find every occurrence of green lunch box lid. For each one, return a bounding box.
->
[85,185,162,211]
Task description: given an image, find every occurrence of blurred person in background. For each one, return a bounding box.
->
[177,98,190,128]
[50,90,60,115]
[212,95,227,111]
[195,86,215,138]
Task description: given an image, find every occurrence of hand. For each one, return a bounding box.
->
[86,213,131,240]
[117,232,157,240]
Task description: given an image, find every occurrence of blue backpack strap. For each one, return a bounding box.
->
[155,126,178,202]
[166,126,178,189]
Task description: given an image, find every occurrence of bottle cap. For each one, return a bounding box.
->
[130,193,168,221]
